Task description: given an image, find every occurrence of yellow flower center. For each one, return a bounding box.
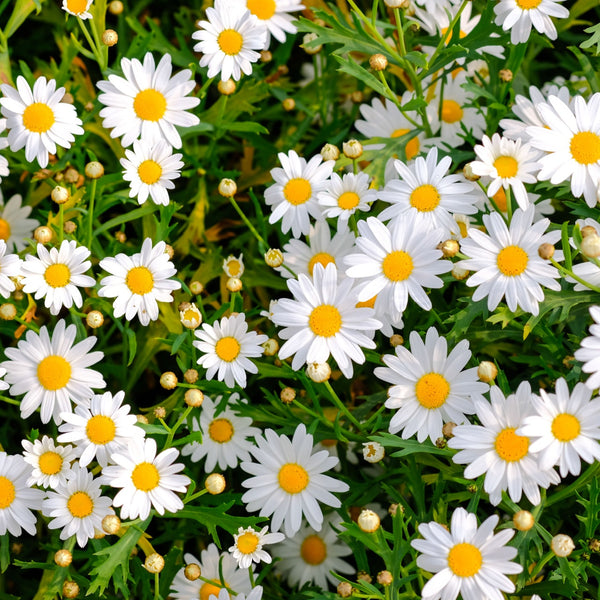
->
[494,427,529,462]
[208,418,234,443]
[410,184,441,212]
[0,218,11,241]
[133,89,167,122]
[215,336,241,362]
[86,415,117,445]
[236,531,260,554]
[217,29,244,56]
[308,304,342,337]
[391,128,420,160]
[131,462,160,492]
[67,491,94,518]
[65,0,89,13]
[415,373,450,409]
[44,263,71,288]
[300,534,327,565]
[496,245,528,277]
[0,477,15,509]
[570,131,600,165]
[22,102,55,133]
[183,308,198,322]
[440,26,468,40]
[441,99,464,123]
[200,582,227,600]
[337,191,361,210]
[492,187,507,211]
[493,155,519,178]
[225,259,242,276]
[382,250,413,281]
[37,355,72,391]
[283,178,312,205]
[308,252,335,276]
[247,0,276,19]
[126,266,154,295]
[138,160,162,185]
[356,295,377,308]
[515,0,542,8]
[551,413,581,442]
[278,462,309,494]
[447,543,483,577]
[38,451,63,475]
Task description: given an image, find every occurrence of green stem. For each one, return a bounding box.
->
[184,488,208,505]
[164,405,193,450]
[87,178,97,250]
[324,380,363,430]
[229,195,267,247]
[545,461,600,507]
[393,8,407,55]
[549,257,600,294]
[58,204,64,244]
[77,19,102,66]
[154,572,160,600]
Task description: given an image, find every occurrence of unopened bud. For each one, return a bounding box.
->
[64,220,77,234]
[306,362,331,383]
[159,372,178,390]
[538,243,555,260]
[184,388,204,407]
[226,277,242,292]
[164,244,174,260]
[0,304,16,320]
[85,161,104,179]
[54,549,72,567]
[154,406,166,419]
[218,178,237,198]
[51,186,69,205]
[513,510,534,531]
[180,303,202,329]
[357,509,380,533]
[362,441,385,463]
[581,233,600,258]
[337,581,353,597]
[350,90,364,103]
[184,563,202,581]
[369,53,388,71]
[499,69,513,82]
[62,581,79,598]
[282,98,295,111]
[108,0,124,14]
[115,231,126,243]
[184,369,199,384]
[262,338,279,356]
[264,248,284,268]
[102,29,118,46]
[217,79,236,95]
[205,473,226,495]
[190,281,204,295]
[34,226,53,244]
[321,143,340,162]
[377,570,393,586]
[280,387,296,404]
[477,361,497,383]
[441,239,460,258]
[102,514,121,534]
[581,225,597,238]
[463,163,480,181]
[451,265,469,280]
[390,334,403,347]
[136,414,149,424]
[357,571,372,583]
[86,310,104,329]
[302,33,322,54]
[343,139,363,159]
[260,50,273,62]
[551,534,575,557]
[144,552,164,574]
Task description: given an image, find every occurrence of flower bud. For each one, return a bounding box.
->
[102,29,118,46]
[86,310,104,329]
[538,243,555,260]
[217,79,236,95]
[64,220,77,234]
[282,98,296,111]
[0,304,16,320]
[451,265,469,280]
[369,54,388,71]
[62,581,79,598]
[260,50,273,62]
[218,178,237,198]
[362,442,385,463]
[499,69,513,82]
[108,0,124,14]
[463,163,480,181]
[390,334,403,347]
[55,549,72,567]
[154,406,166,419]
[184,369,199,384]
[280,387,296,404]
[377,570,393,586]
[337,581,353,597]
[306,362,331,383]
[185,388,204,407]
[102,514,121,534]
[51,186,69,205]
[262,338,279,356]
[321,143,340,162]
[551,534,575,557]
[581,225,597,238]
[180,303,202,329]
[205,473,226,495]
[477,361,497,383]
[190,281,204,295]
[384,0,409,7]
[302,33,322,54]
[442,422,456,438]
[115,231,126,243]
[581,233,600,258]
[264,248,284,268]
[160,372,178,390]
[144,552,165,574]
[343,139,363,159]
[513,510,534,531]
[226,277,243,293]
[184,563,202,581]
[34,226,53,244]
[441,239,460,258]
[357,509,380,533]
[85,161,104,179]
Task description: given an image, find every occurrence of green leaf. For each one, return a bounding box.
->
[371,433,453,458]
[225,121,269,134]
[334,55,391,101]
[125,327,137,367]
[581,23,600,55]
[0,534,9,573]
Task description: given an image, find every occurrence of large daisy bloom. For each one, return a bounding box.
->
[0,239,21,298]
[229,525,285,569]
[62,0,93,19]
[241,424,349,536]
[0,76,83,168]
[21,435,77,489]
[459,206,560,316]
[575,306,600,390]
[1,319,106,424]
[375,327,488,443]
[317,171,376,224]
[411,507,522,600]
[97,52,200,149]
[192,0,267,81]
[0,193,38,252]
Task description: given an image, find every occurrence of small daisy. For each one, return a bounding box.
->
[121,140,184,206]
[448,382,561,506]
[42,465,113,547]
[223,254,245,278]
[180,302,202,329]
[0,240,21,298]
[20,240,95,315]
[233,0,305,46]
[97,52,200,148]
[271,263,382,378]
[1,319,106,424]
[375,327,488,443]
[0,76,84,168]
[317,171,376,224]
[21,435,77,489]
[229,525,285,569]
[180,393,260,471]
[264,149,334,238]
[102,437,190,520]
[240,423,349,536]
[57,391,144,468]
[575,306,600,390]
[98,238,181,326]
[411,507,522,600]
[192,0,268,81]
[62,0,93,19]
[459,206,560,315]
[0,193,38,252]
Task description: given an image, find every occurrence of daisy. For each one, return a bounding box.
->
[98,238,181,326]
[1,319,106,424]
[192,0,267,81]
[121,140,184,206]
[411,507,522,600]
[42,465,113,547]
[102,437,190,520]
[518,378,600,477]
[271,263,381,378]
[97,52,200,149]
[0,193,38,252]
[193,313,268,388]
[317,171,376,224]
[223,254,245,278]
[180,393,260,471]
[240,423,350,536]
[21,435,77,489]
[575,306,600,390]
[0,240,20,298]
[264,149,334,238]
[20,240,95,315]
[62,0,93,19]
[448,382,561,506]
[212,589,263,600]
[229,525,285,569]
[0,119,10,182]
[233,0,305,46]
[0,76,84,168]
[375,327,488,443]
[459,206,561,316]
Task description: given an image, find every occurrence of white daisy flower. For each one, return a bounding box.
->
[57,390,144,468]
[264,149,334,238]
[223,253,244,278]
[0,239,20,298]
[180,393,260,471]
[102,437,190,520]
[21,435,77,489]
[565,219,600,291]
[448,382,561,506]
[0,367,6,392]
[121,140,184,206]
[518,378,600,477]
[192,0,268,81]
[0,76,84,168]
[211,589,263,600]
[375,327,488,443]
[413,0,461,20]
[193,313,268,388]
[42,465,113,548]
[1,319,106,424]
[233,0,305,46]
[317,171,376,224]
[241,423,349,537]
[98,238,181,326]
[411,507,522,600]
[459,206,560,315]
[97,52,200,149]
[0,193,38,252]
[20,240,94,315]
[575,306,600,390]
[0,119,10,182]
[229,525,285,569]
[271,263,381,378]
[62,0,93,18]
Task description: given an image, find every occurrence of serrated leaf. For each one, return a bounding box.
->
[581,23,600,55]
[334,55,390,100]
[371,433,453,458]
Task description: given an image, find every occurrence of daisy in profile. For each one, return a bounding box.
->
[180,393,260,471]
[411,507,522,600]
[102,437,190,520]
[0,76,84,168]
[0,240,21,298]
[375,327,487,443]
[42,465,113,548]
[233,0,305,46]
[223,254,244,278]
[22,435,76,489]
[193,313,268,388]
[459,206,560,316]
[192,0,267,81]
[229,525,285,569]
[317,171,376,224]
[62,0,93,19]
[575,306,600,390]
[1,319,105,424]
[240,423,349,536]
[448,383,560,505]
[0,193,38,252]
[20,240,95,315]
[98,238,181,326]
[121,140,184,206]
[97,52,200,148]
[264,150,334,238]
